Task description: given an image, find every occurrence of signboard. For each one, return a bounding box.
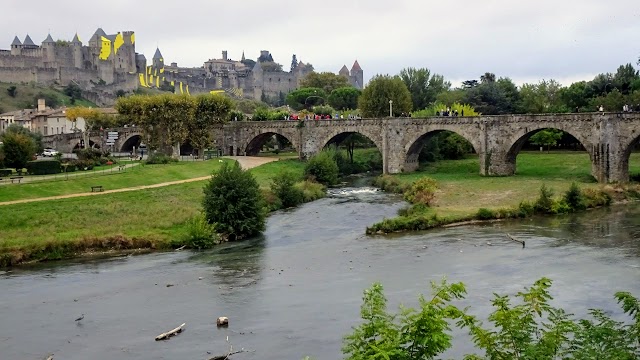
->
[107,132,119,136]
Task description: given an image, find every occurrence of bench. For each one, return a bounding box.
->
[10,176,23,184]
[91,185,104,192]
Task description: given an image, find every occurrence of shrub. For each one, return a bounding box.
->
[476,208,496,220]
[261,189,282,212]
[549,199,572,214]
[271,171,304,208]
[203,161,265,240]
[1,132,36,170]
[295,180,326,202]
[518,200,535,217]
[183,213,219,249]
[72,159,94,170]
[74,148,103,161]
[373,174,410,194]
[62,163,77,173]
[145,153,178,164]
[403,177,438,205]
[0,169,12,177]
[25,160,61,175]
[564,182,586,211]
[304,149,339,186]
[582,187,612,208]
[534,184,554,213]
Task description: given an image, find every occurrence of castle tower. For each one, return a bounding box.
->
[119,31,137,74]
[10,36,22,55]
[152,48,164,70]
[71,33,83,68]
[350,60,363,89]
[23,35,38,49]
[41,34,55,62]
[339,65,349,78]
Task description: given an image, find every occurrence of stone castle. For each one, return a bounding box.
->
[0,29,363,104]
[145,48,364,101]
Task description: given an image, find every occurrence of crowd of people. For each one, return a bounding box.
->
[436,107,464,117]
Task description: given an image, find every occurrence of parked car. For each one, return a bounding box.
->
[43,148,60,157]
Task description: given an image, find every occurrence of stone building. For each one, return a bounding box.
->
[338,60,364,89]
[0,29,142,105]
[148,49,362,100]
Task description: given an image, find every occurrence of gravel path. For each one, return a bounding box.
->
[0,156,277,206]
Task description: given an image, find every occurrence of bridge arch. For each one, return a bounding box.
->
[502,125,594,176]
[119,134,142,153]
[403,128,482,173]
[242,129,300,156]
[317,127,384,154]
[619,133,640,182]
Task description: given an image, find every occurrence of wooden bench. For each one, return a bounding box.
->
[91,185,104,192]
[10,176,23,184]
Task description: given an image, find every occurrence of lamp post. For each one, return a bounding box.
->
[389,100,393,117]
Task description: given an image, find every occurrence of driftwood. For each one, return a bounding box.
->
[175,245,187,251]
[507,233,525,248]
[208,335,253,360]
[45,355,54,360]
[155,323,186,341]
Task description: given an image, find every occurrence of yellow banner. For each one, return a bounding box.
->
[113,33,124,54]
[99,36,111,60]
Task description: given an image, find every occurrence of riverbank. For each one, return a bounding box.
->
[367,152,640,234]
[0,158,323,267]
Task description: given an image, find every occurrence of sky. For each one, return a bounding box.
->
[1,0,639,87]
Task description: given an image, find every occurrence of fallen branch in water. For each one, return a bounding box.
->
[155,323,186,341]
[507,233,525,248]
[208,334,253,360]
[44,355,54,360]
[175,245,187,251]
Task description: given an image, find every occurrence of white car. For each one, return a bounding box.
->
[43,148,59,157]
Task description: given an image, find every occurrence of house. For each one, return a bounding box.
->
[0,109,35,134]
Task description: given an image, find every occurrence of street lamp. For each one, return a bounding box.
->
[389,100,393,117]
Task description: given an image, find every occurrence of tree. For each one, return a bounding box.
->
[463,76,514,115]
[328,86,361,110]
[202,161,265,240]
[64,83,82,100]
[4,124,44,154]
[358,75,412,117]
[190,94,233,153]
[0,132,36,170]
[612,63,640,95]
[285,87,326,110]
[6,85,17,98]
[519,80,567,114]
[33,92,60,108]
[399,67,450,111]
[270,171,304,208]
[480,72,496,83]
[304,149,339,186]
[530,129,564,151]
[300,72,350,94]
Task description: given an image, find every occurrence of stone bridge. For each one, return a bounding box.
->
[43,127,144,154]
[44,113,640,183]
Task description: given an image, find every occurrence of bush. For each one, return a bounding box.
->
[304,150,339,186]
[564,182,586,211]
[72,159,94,171]
[549,199,572,214]
[271,171,304,208]
[203,161,265,240]
[295,180,326,202]
[145,153,178,164]
[403,177,438,205]
[518,200,535,217]
[183,213,219,249]
[534,184,554,213]
[373,174,410,194]
[25,160,61,175]
[0,169,12,177]
[582,188,612,207]
[261,189,282,212]
[62,163,77,173]
[1,132,36,170]
[74,148,103,161]
[476,208,496,220]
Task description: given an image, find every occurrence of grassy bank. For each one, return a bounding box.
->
[0,81,95,112]
[367,152,640,233]
[0,159,323,267]
[0,159,234,202]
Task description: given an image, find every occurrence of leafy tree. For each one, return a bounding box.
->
[358,75,412,117]
[4,124,44,154]
[270,171,304,208]
[0,132,36,170]
[412,102,480,117]
[64,83,82,100]
[529,129,564,151]
[286,87,326,110]
[496,77,522,113]
[304,149,339,186]
[241,58,256,69]
[480,72,496,83]
[202,161,265,240]
[6,85,17,98]
[328,86,361,110]
[300,72,350,94]
[435,89,466,106]
[612,63,640,95]
[463,76,513,115]
[33,92,60,108]
[399,67,450,110]
[260,61,283,72]
[560,81,591,111]
[519,80,567,113]
[190,94,233,153]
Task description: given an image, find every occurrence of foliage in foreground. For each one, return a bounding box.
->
[344,278,640,360]
[202,162,266,240]
[304,149,340,186]
[182,212,219,249]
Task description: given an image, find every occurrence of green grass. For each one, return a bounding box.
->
[0,82,95,113]
[0,159,310,266]
[385,151,640,218]
[0,159,234,202]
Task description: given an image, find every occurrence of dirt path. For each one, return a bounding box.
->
[0,157,277,206]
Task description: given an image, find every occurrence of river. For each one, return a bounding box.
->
[1,188,639,359]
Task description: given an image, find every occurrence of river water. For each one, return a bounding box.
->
[1,188,639,360]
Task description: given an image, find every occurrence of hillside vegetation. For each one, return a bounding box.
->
[0,82,95,113]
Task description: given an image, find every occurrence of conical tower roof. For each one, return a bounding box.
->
[93,28,107,38]
[351,60,362,71]
[43,34,54,44]
[72,33,82,44]
[153,48,163,59]
[11,36,22,46]
[23,35,36,46]
[339,65,349,76]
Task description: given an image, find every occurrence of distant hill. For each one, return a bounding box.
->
[0,82,96,113]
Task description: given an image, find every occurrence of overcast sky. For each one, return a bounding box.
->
[2,0,639,87]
